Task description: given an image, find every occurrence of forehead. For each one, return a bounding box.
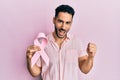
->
[56,12,72,21]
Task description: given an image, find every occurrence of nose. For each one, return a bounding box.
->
[61,23,66,29]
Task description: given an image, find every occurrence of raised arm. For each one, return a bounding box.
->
[78,43,97,74]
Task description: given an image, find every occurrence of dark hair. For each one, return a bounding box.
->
[55,4,75,18]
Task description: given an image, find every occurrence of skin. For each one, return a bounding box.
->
[53,12,72,48]
[26,12,97,77]
[26,45,41,77]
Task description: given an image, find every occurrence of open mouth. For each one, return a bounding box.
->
[58,29,66,37]
[59,30,66,36]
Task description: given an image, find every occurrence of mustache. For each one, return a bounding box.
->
[59,28,66,32]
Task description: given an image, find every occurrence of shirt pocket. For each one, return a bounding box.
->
[65,49,78,64]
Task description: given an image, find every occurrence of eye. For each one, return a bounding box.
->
[66,22,71,25]
[58,19,63,23]
[57,19,63,23]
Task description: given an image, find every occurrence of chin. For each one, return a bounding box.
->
[58,34,66,39]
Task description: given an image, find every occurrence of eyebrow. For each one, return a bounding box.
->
[57,18,72,23]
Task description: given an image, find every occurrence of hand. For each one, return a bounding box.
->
[26,45,41,59]
[87,43,97,58]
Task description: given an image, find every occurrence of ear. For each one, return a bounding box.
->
[53,17,55,24]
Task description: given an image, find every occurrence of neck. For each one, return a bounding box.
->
[53,32,67,48]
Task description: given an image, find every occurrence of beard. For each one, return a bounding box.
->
[54,26,69,39]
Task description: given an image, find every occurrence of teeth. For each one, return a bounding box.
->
[60,30,64,33]
[59,31,65,36]
[60,30,65,32]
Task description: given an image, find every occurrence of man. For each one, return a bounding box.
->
[26,4,97,80]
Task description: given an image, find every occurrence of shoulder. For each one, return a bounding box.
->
[69,34,83,45]
[46,33,54,41]
[68,34,84,50]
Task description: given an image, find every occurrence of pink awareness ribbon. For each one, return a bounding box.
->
[31,33,49,67]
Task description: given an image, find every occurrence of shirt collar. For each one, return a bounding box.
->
[47,32,73,42]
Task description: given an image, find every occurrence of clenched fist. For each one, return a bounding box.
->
[87,43,97,58]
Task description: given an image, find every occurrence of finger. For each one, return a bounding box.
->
[88,43,97,51]
[87,46,97,54]
[26,45,40,58]
[26,53,32,59]
[27,45,40,53]
[89,48,96,53]
[88,43,96,48]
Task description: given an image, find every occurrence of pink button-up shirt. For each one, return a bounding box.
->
[36,33,86,80]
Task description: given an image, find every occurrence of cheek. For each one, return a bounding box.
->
[66,26,71,31]
[56,23,62,27]
[55,23,61,28]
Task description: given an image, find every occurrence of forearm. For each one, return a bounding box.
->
[27,58,41,77]
[79,56,94,74]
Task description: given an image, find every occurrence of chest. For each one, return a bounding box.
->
[44,41,79,66]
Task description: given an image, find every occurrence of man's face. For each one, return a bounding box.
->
[53,12,73,39]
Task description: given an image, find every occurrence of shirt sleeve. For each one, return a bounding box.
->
[78,41,87,57]
[74,37,87,57]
